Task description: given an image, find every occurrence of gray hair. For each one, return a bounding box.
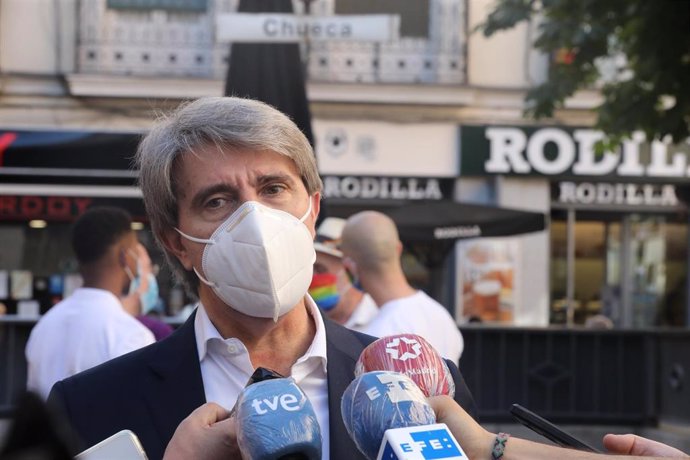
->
[135,96,323,293]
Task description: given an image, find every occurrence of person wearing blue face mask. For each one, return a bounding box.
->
[26,207,155,401]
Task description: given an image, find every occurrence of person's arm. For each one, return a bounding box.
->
[604,434,689,458]
[427,396,688,460]
[163,403,240,460]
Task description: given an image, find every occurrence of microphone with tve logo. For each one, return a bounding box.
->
[355,334,455,398]
[341,370,466,460]
[235,377,322,460]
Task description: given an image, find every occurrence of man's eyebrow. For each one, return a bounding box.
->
[190,183,235,208]
[256,173,297,186]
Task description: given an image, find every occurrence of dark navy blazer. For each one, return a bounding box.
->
[49,311,476,460]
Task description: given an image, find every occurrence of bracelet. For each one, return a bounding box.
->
[491,432,510,459]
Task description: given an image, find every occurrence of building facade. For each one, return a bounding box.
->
[0,0,686,327]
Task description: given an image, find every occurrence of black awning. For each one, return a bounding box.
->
[333,199,547,267]
[385,200,546,242]
[0,129,141,185]
[0,130,141,170]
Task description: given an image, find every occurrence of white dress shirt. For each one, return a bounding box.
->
[26,288,155,399]
[362,291,464,363]
[195,296,330,459]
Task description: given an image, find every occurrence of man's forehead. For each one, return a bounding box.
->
[174,147,302,194]
[187,145,294,164]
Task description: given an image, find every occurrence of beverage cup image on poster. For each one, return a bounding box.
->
[457,239,520,324]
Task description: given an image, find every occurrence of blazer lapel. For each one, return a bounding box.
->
[144,311,206,453]
[324,318,371,460]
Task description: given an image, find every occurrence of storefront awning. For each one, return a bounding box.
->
[381,200,546,266]
[0,129,141,184]
[385,200,546,242]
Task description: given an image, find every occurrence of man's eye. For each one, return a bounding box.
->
[205,197,226,209]
[264,184,286,195]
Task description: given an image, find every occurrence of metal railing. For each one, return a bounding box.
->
[0,317,34,417]
[460,325,667,424]
[3,317,689,425]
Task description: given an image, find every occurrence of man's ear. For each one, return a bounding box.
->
[307,192,321,238]
[396,240,404,256]
[116,243,136,281]
[311,191,321,219]
[159,228,194,271]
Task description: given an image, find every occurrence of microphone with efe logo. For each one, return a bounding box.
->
[341,370,466,460]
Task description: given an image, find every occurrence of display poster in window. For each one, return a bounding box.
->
[457,239,520,324]
[10,270,33,300]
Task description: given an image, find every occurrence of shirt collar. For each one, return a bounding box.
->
[194,303,221,362]
[298,295,328,374]
[194,297,328,373]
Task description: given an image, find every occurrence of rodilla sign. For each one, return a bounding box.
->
[459,125,690,182]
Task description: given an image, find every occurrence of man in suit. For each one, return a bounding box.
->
[48,97,476,460]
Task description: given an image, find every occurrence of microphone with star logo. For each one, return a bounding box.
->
[355,334,455,397]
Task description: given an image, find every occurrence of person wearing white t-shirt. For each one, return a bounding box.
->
[26,207,155,399]
[340,211,464,363]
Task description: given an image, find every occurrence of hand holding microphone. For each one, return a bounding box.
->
[341,370,466,460]
[235,377,322,460]
[356,334,456,397]
[163,402,238,460]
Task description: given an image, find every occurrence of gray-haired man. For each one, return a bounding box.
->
[48,97,477,460]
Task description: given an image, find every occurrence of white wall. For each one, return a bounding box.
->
[454,176,494,204]
[497,177,551,325]
[0,0,76,74]
[313,120,459,177]
[467,0,547,88]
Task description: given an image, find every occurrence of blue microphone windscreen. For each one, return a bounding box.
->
[341,371,436,460]
[236,378,322,460]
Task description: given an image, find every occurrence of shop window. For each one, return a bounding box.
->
[550,212,687,327]
[0,223,186,317]
[335,0,430,38]
[550,220,608,325]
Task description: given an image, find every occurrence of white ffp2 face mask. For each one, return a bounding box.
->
[176,199,315,321]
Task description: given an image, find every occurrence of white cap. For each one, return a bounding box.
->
[314,217,345,258]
